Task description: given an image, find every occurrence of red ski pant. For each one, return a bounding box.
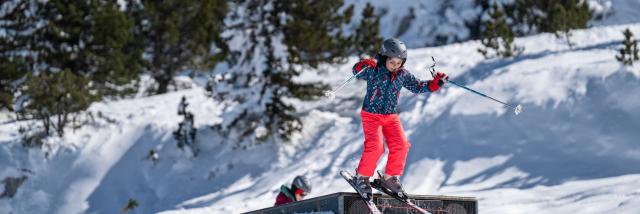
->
[357,110,411,177]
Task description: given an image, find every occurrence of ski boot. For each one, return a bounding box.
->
[375,171,408,199]
[353,175,373,199]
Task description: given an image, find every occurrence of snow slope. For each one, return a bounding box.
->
[2,14,640,214]
[345,0,640,48]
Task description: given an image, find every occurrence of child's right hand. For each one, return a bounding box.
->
[354,58,377,73]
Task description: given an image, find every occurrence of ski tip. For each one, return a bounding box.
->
[340,170,354,178]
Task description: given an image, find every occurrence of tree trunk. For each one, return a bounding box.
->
[155,76,170,94]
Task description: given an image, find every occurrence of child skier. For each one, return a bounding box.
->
[274,175,312,206]
[351,38,448,196]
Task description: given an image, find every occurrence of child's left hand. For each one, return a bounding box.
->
[428,71,448,91]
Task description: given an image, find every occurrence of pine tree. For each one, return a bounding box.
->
[353,3,383,57]
[616,28,639,66]
[478,3,522,59]
[510,0,591,48]
[23,70,95,136]
[124,0,228,94]
[88,1,144,97]
[0,1,32,111]
[547,0,590,48]
[0,58,22,111]
[509,0,545,35]
[211,0,358,147]
[277,0,355,68]
[1,0,143,137]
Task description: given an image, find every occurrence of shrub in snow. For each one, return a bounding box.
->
[20,70,96,137]
[173,96,198,156]
[478,3,523,59]
[503,0,591,48]
[18,124,47,148]
[616,28,639,66]
[548,0,592,48]
[121,198,139,213]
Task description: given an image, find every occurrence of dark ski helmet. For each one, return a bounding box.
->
[292,175,311,193]
[380,38,407,59]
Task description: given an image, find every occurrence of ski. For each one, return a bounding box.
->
[339,170,382,214]
[371,171,432,214]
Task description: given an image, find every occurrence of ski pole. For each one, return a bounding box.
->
[428,57,524,115]
[324,67,366,100]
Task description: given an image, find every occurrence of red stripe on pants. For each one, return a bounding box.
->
[357,110,411,177]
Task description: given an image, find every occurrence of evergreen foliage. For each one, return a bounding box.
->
[124,0,228,94]
[23,70,95,137]
[616,28,639,66]
[0,0,142,137]
[547,0,591,48]
[352,3,383,57]
[121,198,139,213]
[174,96,198,156]
[507,0,591,47]
[0,1,26,111]
[0,58,22,111]
[478,3,522,59]
[211,0,363,147]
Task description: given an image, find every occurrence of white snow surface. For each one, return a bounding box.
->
[345,0,640,48]
[2,13,640,214]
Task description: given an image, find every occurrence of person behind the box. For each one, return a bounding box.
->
[274,175,312,206]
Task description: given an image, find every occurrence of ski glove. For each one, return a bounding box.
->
[354,58,377,73]
[428,71,448,92]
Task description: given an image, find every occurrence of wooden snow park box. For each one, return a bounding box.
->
[244,192,477,214]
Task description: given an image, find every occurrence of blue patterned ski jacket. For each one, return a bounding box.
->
[352,64,433,114]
